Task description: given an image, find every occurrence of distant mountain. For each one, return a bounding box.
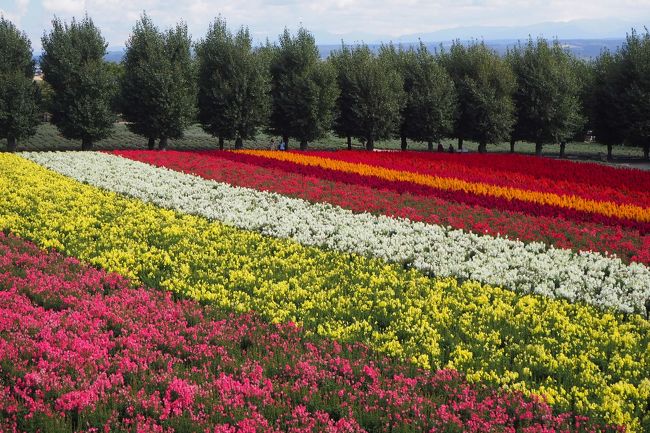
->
[320,39,624,59]
[314,17,650,45]
[104,49,125,63]
[389,18,645,43]
[31,38,623,65]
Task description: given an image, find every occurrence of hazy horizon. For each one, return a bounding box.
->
[1,0,648,51]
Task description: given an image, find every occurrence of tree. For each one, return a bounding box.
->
[0,17,40,152]
[439,41,515,153]
[330,43,359,150]
[196,18,269,150]
[121,14,163,149]
[349,44,404,150]
[570,57,594,158]
[617,29,650,160]
[401,43,456,151]
[41,16,116,150]
[375,44,410,150]
[331,43,404,150]
[267,28,338,150]
[121,15,196,150]
[507,38,584,156]
[590,51,626,160]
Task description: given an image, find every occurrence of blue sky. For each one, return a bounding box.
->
[1,0,649,50]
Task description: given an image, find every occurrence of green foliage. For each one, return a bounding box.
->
[401,43,457,147]
[121,14,196,149]
[40,16,116,149]
[329,44,359,144]
[267,28,338,149]
[439,41,515,151]
[346,44,404,150]
[590,51,625,147]
[507,38,585,154]
[0,17,39,150]
[588,29,650,159]
[196,17,269,149]
[104,61,125,113]
[617,29,650,158]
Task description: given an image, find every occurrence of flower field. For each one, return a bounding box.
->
[1,150,649,432]
[0,232,622,433]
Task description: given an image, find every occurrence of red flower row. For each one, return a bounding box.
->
[110,150,650,264]
[302,150,650,200]
[218,151,650,231]
[0,233,619,433]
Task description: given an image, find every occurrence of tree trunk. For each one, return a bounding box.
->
[299,140,307,150]
[560,141,566,159]
[159,137,168,151]
[427,140,434,151]
[81,137,93,151]
[234,137,243,149]
[535,142,543,156]
[366,137,374,151]
[6,136,17,152]
[457,137,464,151]
[282,135,289,150]
[218,136,224,150]
[347,135,352,150]
[147,137,155,150]
[644,144,649,161]
[401,135,408,151]
[509,138,515,153]
[478,142,487,153]
[607,144,613,161]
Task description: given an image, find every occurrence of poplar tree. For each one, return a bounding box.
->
[267,28,337,150]
[439,41,515,153]
[401,44,456,151]
[508,38,584,156]
[41,16,116,150]
[0,17,39,152]
[121,15,196,150]
[196,18,269,149]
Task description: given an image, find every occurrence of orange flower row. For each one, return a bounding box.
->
[237,150,650,223]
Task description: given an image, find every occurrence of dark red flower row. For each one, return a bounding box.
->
[213,151,650,232]
[0,233,620,433]
[301,150,650,198]
[110,150,650,264]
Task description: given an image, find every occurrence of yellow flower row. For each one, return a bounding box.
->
[1,154,649,431]
[237,150,650,223]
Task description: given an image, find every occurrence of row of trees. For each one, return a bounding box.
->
[1,14,649,158]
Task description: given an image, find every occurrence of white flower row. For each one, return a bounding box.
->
[23,151,650,315]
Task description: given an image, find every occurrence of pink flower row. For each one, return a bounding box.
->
[0,232,620,433]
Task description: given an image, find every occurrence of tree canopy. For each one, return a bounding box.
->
[0,17,39,151]
[121,15,196,150]
[507,38,585,156]
[196,17,269,149]
[401,43,457,150]
[41,16,116,150]
[267,28,338,149]
[439,41,515,152]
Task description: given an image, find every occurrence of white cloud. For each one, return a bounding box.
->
[0,0,30,25]
[42,0,84,15]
